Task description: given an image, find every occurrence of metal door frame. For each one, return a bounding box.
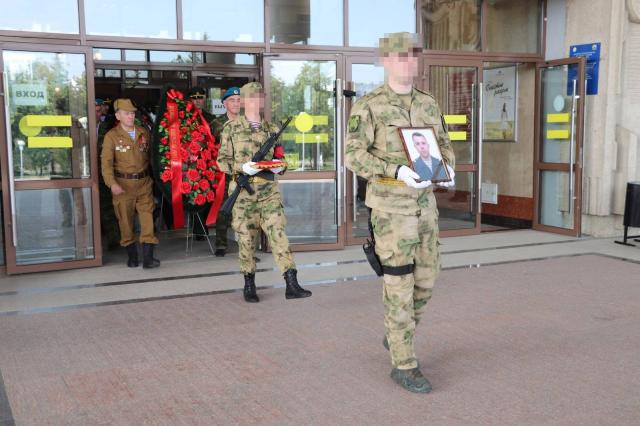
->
[0,42,102,274]
[263,52,345,251]
[424,57,483,237]
[533,57,585,236]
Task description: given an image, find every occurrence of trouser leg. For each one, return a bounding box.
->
[372,209,420,370]
[136,177,159,245]
[260,196,295,273]
[232,200,260,274]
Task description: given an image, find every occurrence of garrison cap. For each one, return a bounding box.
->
[95,98,104,105]
[378,32,421,56]
[189,86,207,99]
[241,82,263,98]
[222,86,241,101]
[113,98,137,112]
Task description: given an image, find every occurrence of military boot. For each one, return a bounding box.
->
[283,269,312,299]
[142,243,160,269]
[126,244,139,268]
[243,273,259,303]
[390,368,432,394]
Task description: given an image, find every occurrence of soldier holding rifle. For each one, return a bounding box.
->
[218,82,312,303]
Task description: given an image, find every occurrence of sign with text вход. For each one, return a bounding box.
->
[11,83,47,106]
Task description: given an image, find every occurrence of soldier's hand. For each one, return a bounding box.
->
[111,183,125,195]
[437,165,456,188]
[242,161,260,176]
[396,165,432,189]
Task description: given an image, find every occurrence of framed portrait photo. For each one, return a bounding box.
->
[397,127,451,183]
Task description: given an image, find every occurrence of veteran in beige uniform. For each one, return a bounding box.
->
[218,82,311,303]
[345,33,455,393]
[101,98,160,269]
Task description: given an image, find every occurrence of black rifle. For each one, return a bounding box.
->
[218,116,292,221]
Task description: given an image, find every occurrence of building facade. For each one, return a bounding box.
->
[0,0,637,274]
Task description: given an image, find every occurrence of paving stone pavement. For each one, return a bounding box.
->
[0,253,639,425]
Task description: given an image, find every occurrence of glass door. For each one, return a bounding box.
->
[534,58,585,236]
[0,46,101,274]
[344,57,385,246]
[425,59,482,236]
[264,54,343,250]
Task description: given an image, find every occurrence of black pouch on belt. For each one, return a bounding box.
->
[363,208,384,276]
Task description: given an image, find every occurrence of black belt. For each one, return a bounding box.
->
[115,170,149,179]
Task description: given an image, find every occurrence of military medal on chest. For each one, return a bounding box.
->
[115,139,132,153]
[137,133,150,153]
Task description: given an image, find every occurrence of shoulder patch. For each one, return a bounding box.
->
[348,115,360,132]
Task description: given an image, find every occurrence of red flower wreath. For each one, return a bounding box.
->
[156,88,225,229]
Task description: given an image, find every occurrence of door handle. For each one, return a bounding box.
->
[2,72,18,247]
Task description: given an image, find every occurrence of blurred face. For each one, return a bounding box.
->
[115,109,136,128]
[95,105,103,119]
[224,95,241,115]
[242,93,264,112]
[381,52,419,81]
[413,134,430,158]
[101,104,109,115]
[192,97,206,110]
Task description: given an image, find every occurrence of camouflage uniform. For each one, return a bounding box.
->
[345,83,455,370]
[209,114,232,250]
[218,116,295,274]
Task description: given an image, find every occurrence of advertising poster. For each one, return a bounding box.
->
[483,65,517,142]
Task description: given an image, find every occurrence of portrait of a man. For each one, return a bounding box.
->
[410,132,449,181]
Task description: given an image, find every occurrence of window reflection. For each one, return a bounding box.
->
[348,0,415,47]
[270,0,342,46]
[0,0,78,33]
[84,0,176,38]
[3,51,90,180]
[182,0,263,42]
[269,60,336,172]
[436,171,476,230]
[15,188,94,265]
[280,180,337,244]
[422,0,480,51]
[485,0,541,53]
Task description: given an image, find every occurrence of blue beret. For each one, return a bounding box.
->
[95,98,104,105]
[222,87,241,101]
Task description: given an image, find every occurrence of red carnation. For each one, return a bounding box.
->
[194,193,206,205]
[189,141,200,154]
[160,169,172,182]
[187,169,200,181]
[181,182,192,194]
[165,152,171,159]
[186,102,193,112]
[179,111,185,119]
[204,170,215,180]
[196,159,207,170]
[206,190,215,202]
[181,149,189,162]
[274,145,285,159]
[160,137,168,145]
[198,180,210,191]
[191,130,202,142]
[202,150,211,160]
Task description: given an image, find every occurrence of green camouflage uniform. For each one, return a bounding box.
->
[209,114,232,249]
[97,116,119,247]
[218,115,295,274]
[345,83,455,370]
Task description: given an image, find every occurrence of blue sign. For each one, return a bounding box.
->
[568,42,600,95]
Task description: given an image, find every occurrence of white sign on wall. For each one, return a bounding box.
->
[211,99,226,115]
[11,83,48,106]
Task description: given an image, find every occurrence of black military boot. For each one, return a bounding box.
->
[126,244,139,268]
[243,273,259,303]
[142,243,160,269]
[283,269,312,299]
[390,368,432,394]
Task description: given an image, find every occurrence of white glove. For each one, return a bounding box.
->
[242,161,260,176]
[270,166,284,174]
[437,165,456,188]
[396,165,432,189]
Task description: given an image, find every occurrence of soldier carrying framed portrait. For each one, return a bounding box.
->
[397,127,452,183]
